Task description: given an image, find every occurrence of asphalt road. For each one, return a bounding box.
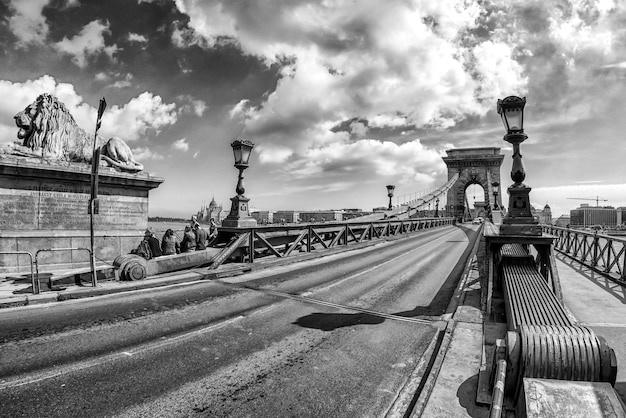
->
[0,224,479,418]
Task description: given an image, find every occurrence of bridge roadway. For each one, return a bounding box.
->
[0,224,480,417]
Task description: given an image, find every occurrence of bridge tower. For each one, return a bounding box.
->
[442,147,504,221]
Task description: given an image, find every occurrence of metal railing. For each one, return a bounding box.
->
[35,247,98,288]
[212,217,456,269]
[0,251,38,294]
[542,225,626,283]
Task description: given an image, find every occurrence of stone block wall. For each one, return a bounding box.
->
[0,157,162,274]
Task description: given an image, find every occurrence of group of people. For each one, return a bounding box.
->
[131,217,218,260]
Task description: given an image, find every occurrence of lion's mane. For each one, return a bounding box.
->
[13,93,143,172]
[21,94,94,162]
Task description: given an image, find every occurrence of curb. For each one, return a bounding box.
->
[0,265,249,309]
[394,226,484,417]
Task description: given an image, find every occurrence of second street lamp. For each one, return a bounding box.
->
[386,185,395,210]
[492,181,500,210]
[222,138,258,228]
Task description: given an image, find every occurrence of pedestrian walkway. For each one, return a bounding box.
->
[0,263,249,309]
[555,253,626,405]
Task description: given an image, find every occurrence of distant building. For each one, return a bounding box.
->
[197,196,223,224]
[554,215,570,228]
[570,204,617,227]
[341,209,372,220]
[299,210,342,223]
[617,207,626,225]
[274,210,300,224]
[532,204,552,225]
[251,211,273,224]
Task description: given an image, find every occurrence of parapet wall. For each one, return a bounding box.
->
[0,156,163,273]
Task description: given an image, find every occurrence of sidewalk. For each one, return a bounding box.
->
[554,253,626,405]
[0,263,250,309]
[412,247,490,417]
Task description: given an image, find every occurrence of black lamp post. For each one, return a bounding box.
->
[434,198,440,217]
[386,185,395,210]
[497,96,541,235]
[222,138,258,228]
[492,181,500,210]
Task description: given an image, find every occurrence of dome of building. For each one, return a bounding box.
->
[544,203,551,210]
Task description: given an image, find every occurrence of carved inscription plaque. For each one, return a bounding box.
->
[0,188,147,231]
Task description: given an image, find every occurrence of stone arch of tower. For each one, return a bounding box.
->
[442,147,504,221]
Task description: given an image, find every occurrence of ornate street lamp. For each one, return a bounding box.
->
[222,138,258,228]
[497,96,541,235]
[492,181,500,210]
[386,185,395,210]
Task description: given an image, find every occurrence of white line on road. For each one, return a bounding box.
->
[259,288,438,325]
[300,228,463,296]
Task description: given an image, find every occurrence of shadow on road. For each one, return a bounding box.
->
[293,312,385,331]
[294,225,480,331]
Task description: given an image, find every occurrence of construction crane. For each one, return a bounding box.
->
[566,196,608,207]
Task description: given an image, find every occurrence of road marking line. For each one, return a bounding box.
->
[299,228,463,295]
[239,286,438,325]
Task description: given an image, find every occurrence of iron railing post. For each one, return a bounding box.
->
[591,231,599,267]
[0,251,37,294]
[248,228,255,263]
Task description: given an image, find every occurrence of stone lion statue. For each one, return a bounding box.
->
[6,93,143,172]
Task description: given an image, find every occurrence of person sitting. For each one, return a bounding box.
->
[161,228,180,255]
[144,228,162,258]
[180,226,196,253]
[195,224,209,250]
[130,235,152,260]
[208,218,218,244]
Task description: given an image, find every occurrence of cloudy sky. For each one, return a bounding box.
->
[0,0,624,218]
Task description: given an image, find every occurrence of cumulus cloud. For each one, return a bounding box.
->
[174,0,525,181]
[128,32,148,43]
[132,147,165,161]
[54,20,119,68]
[8,0,49,45]
[101,92,178,140]
[0,76,178,146]
[172,138,189,151]
[171,0,626,195]
[177,95,207,117]
[265,137,444,187]
[108,73,134,89]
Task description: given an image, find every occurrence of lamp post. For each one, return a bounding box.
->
[497,96,541,235]
[222,138,258,228]
[434,198,440,217]
[386,185,395,210]
[492,181,500,210]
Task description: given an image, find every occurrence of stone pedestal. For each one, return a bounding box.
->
[500,184,542,236]
[0,157,163,273]
[222,195,257,228]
